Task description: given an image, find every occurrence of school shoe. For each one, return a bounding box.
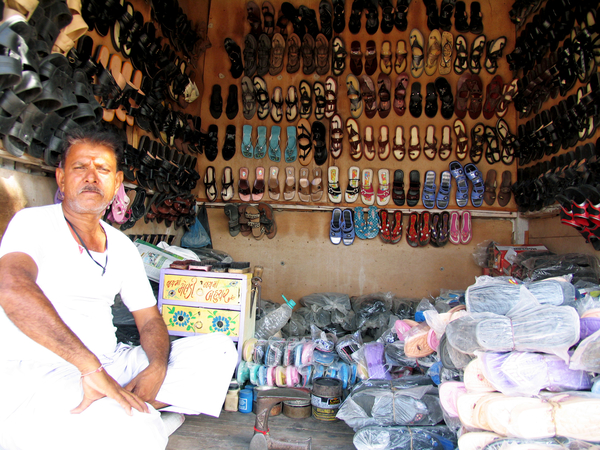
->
[330,207,342,244]
[341,208,355,245]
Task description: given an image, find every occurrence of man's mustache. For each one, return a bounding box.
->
[79,185,104,195]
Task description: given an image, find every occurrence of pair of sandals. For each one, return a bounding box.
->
[422,170,452,209]
[238,166,265,202]
[379,210,403,244]
[203,166,234,202]
[329,208,354,246]
[354,206,379,239]
[407,211,431,247]
[449,160,485,208]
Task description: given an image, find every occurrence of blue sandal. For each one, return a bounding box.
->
[354,207,368,239]
[422,170,436,209]
[436,170,451,209]
[365,205,380,239]
[341,208,355,245]
[284,125,297,163]
[269,125,281,162]
[241,124,254,158]
[464,163,485,207]
[254,125,267,159]
[449,161,469,207]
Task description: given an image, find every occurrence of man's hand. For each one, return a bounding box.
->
[124,363,167,404]
[71,369,149,416]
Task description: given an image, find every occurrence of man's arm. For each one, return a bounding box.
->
[0,252,148,415]
[125,305,171,406]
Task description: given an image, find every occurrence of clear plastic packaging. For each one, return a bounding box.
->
[353,425,457,450]
[254,296,296,340]
[351,292,393,330]
[336,331,363,364]
[570,328,600,372]
[472,240,495,268]
[282,307,311,337]
[299,292,352,328]
[520,253,600,285]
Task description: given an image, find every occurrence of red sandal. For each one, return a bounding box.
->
[390,210,403,244]
[407,211,419,247]
[419,211,431,246]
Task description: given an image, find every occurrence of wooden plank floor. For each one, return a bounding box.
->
[167,410,356,450]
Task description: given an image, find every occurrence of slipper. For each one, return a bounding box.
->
[271,86,284,122]
[377,73,392,118]
[330,208,342,244]
[285,85,298,121]
[286,33,301,73]
[380,40,392,74]
[364,39,377,75]
[406,169,421,207]
[408,125,421,160]
[346,73,363,118]
[439,125,452,160]
[460,211,472,244]
[425,29,442,76]
[222,166,235,201]
[346,117,362,160]
[284,125,297,163]
[390,211,403,244]
[252,166,265,201]
[330,114,343,159]
[409,81,422,118]
[297,118,313,165]
[449,211,460,244]
[325,76,337,118]
[409,28,425,78]
[393,72,409,116]
[328,166,342,203]
[269,32,285,75]
[239,167,251,201]
[436,170,452,209]
[392,169,405,206]
[299,79,312,119]
[454,119,468,160]
[345,166,360,203]
[406,212,420,247]
[350,40,363,75]
[419,211,431,246]
[464,162,484,207]
[395,39,408,73]
[255,125,267,159]
[497,170,512,207]
[449,160,469,207]
[423,124,437,160]
[298,167,310,202]
[283,166,296,200]
[268,166,281,200]
[454,34,468,74]
[363,125,376,160]
[268,125,281,162]
[377,168,391,206]
[311,167,324,202]
[241,76,256,120]
[422,170,436,209]
[341,208,355,246]
[439,31,454,75]
[204,166,217,202]
[224,203,240,237]
[313,80,326,119]
[378,125,391,160]
[360,168,375,206]
[379,209,393,243]
[360,74,377,119]
[483,169,497,206]
[393,125,405,160]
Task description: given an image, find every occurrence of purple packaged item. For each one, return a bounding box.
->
[580,317,600,340]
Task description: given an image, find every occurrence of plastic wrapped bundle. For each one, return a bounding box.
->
[299,292,352,328]
[351,292,393,330]
[457,431,502,450]
[438,381,466,432]
[336,384,443,431]
[384,341,418,368]
[438,333,473,370]
[364,341,390,379]
[570,328,600,372]
[580,317,600,340]
[466,277,576,315]
[353,425,457,450]
[520,252,600,284]
[446,287,580,362]
[478,352,592,397]
[483,437,600,449]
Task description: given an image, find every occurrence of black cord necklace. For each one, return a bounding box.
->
[64,217,108,276]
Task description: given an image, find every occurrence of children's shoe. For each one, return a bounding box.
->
[341,208,355,245]
[330,208,342,244]
[460,210,472,244]
[328,166,342,203]
[449,210,460,244]
[361,168,375,205]
[376,168,391,206]
[345,166,360,203]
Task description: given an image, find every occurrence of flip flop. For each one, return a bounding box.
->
[376,168,390,206]
[252,166,265,201]
[395,39,408,73]
[449,211,460,244]
[361,168,375,206]
[390,211,403,244]
[285,85,298,121]
[346,73,363,118]
[380,40,392,74]
[483,169,497,206]
[406,212,420,247]
[241,76,256,120]
[268,125,281,162]
[271,85,284,122]
[363,125,375,160]
[454,119,468,160]
[409,28,425,78]
[241,124,254,158]
[419,211,431,246]
[284,125,297,163]
[298,167,310,202]
[283,166,296,200]
[425,29,442,76]
[239,167,251,201]
[311,167,324,202]
[460,211,472,244]
[422,170,436,209]
[346,117,362,160]
[328,166,342,203]
[439,31,454,75]
[345,166,360,203]
[449,160,469,207]
[254,125,267,159]
[436,170,452,209]
[268,166,281,200]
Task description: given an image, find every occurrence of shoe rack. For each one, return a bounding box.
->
[200,0,518,214]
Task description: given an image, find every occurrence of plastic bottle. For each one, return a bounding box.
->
[254,295,296,339]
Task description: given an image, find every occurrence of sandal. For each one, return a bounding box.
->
[330,113,343,159]
[422,170,436,209]
[241,76,256,120]
[407,212,420,247]
[238,167,251,202]
[453,119,468,160]
[283,166,296,200]
[425,29,442,76]
[299,79,312,119]
[470,122,485,163]
[430,213,440,247]
[204,166,217,202]
[419,211,431,246]
[328,166,342,203]
[284,125,297,163]
[244,34,258,77]
[363,125,376,161]
[285,85,298,122]
[482,74,503,120]
[484,36,506,75]
[409,81,422,118]
[449,211,460,244]
[252,166,265,201]
[393,169,405,206]
[224,203,240,236]
[449,160,469,207]
[324,76,337,118]
[484,125,500,164]
[378,125,391,160]
[379,209,393,243]
[221,166,234,201]
[395,39,408,73]
[311,167,324,202]
[245,205,263,239]
[313,80,326,120]
[377,73,392,118]
[312,120,328,166]
[460,211,472,244]
[464,162,485,207]
[467,73,483,119]
[361,168,375,206]
[270,86,284,122]
[253,75,270,120]
[255,125,267,159]
[376,168,391,206]
[298,167,310,202]
[286,33,301,73]
[408,125,421,160]
[439,125,452,160]
[297,118,313,165]
[439,31,453,75]
[301,33,316,75]
[406,169,421,207]
[423,124,437,160]
[393,125,406,161]
[360,74,377,119]
[345,165,360,203]
[346,117,362,160]
[469,34,486,75]
[258,202,277,239]
[364,39,377,75]
[497,170,512,207]
[269,32,285,75]
[454,34,468,74]
[483,169,497,205]
[346,73,363,118]
[391,210,403,244]
[315,33,329,75]
[350,40,363,76]
[393,71,409,116]
[380,40,392,74]
[268,166,280,200]
[409,28,425,78]
[268,125,281,162]
[331,36,347,76]
[438,211,450,246]
[436,170,452,209]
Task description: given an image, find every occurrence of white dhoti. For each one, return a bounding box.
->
[0,333,238,450]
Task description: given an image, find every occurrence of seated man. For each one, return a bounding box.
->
[0,128,237,450]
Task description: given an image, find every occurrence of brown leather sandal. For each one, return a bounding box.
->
[454,119,468,160]
[439,125,452,160]
[346,117,362,160]
[483,169,497,206]
[393,125,405,160]
[423,124,437,160]
[364,125,375,161]
[408,125,421,161]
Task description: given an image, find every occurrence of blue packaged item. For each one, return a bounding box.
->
[239,388,253,413]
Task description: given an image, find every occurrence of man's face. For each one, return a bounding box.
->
[56,142,124,216]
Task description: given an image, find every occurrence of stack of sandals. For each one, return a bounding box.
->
[223,202,277,240]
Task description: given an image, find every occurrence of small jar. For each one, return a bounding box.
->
[239,388,253,413]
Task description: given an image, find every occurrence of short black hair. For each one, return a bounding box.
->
[59,124,125,171]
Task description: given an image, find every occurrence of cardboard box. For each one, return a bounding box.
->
[491,244,548,276]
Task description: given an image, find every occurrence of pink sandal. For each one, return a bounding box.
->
[449,210,460,245]
[106,184,131,224]
[460,211,472,244]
